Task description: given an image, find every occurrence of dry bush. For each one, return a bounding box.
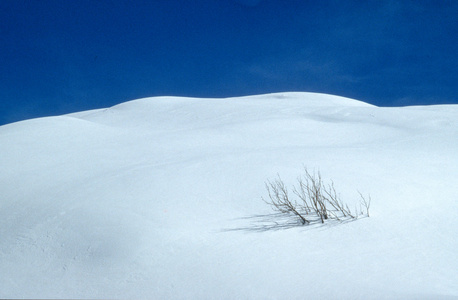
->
[263,167,370,225]
[264,175,310,225]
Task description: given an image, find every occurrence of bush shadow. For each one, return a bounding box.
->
[223,212,359,233]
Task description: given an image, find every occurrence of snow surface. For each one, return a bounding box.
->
[0,92,457,299]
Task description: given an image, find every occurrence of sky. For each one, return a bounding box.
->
[0,0,457,125]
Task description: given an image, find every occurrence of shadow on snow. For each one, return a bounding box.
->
[223,212,362,232]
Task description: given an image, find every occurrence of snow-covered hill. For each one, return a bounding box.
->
[1,92,457,299]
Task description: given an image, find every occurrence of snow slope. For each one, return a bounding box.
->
[1,92,457,299]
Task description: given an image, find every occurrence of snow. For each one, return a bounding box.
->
[0,92,457,299]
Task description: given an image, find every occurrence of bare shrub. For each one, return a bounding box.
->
[263,167,370,226]
[263,175,310,225]
[358,191,371,217]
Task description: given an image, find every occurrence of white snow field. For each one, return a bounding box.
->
[0,92,457,299]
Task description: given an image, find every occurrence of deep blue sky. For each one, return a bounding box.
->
[1,0,457,125]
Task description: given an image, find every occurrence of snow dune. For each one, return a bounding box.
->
[0,92,457,299]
